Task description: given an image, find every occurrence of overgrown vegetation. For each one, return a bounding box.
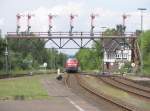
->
[138,30,150,75]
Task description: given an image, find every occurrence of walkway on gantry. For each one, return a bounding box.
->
[6,31,137,49]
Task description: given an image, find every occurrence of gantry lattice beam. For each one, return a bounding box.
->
[6,31,137,49]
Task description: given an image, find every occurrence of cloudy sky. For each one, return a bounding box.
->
[0,0,149,54]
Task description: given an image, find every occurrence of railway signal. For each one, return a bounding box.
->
[69,14,78,36]
[117,14,130,35]
[48,14,57,36]
[16,13,24,34]
[90,13,99,36]
[122,14,130,28]
[27,14,34,33]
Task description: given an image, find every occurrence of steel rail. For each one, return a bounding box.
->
[74,74,143,111]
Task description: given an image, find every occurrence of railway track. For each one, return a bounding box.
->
[73,74,144,111]
[111,76,150,93]
[99,76,150,99]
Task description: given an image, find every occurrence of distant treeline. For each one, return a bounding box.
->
[0,37,67,72]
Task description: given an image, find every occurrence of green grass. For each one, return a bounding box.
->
[0,69,56,75]
[0,75,49,100]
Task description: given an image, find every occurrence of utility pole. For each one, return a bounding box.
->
[100,27,107,74]
[51,48,53,69]
[102,38,105,74]
[137,8,147,32]
[4,38,9,74]
[137,8,147,74]
[121,14,130,62]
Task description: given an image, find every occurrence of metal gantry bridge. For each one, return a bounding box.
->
[6,31,137,49]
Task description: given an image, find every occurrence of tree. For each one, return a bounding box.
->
[116,24,126,35]
[104,24,126,36]
[138,30,150,74]
[104,28,117,36]
[76,41,103,71]
[7,38,67,70]
[0,38,5,55]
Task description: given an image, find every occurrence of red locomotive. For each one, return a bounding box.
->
[65,58,79,73]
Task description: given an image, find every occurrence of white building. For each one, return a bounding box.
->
[104,49,132,63]
[103,40,132,67]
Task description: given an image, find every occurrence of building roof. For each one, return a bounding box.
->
[103,38,130,52]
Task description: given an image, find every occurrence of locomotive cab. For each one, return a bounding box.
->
[65,58,79,73]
